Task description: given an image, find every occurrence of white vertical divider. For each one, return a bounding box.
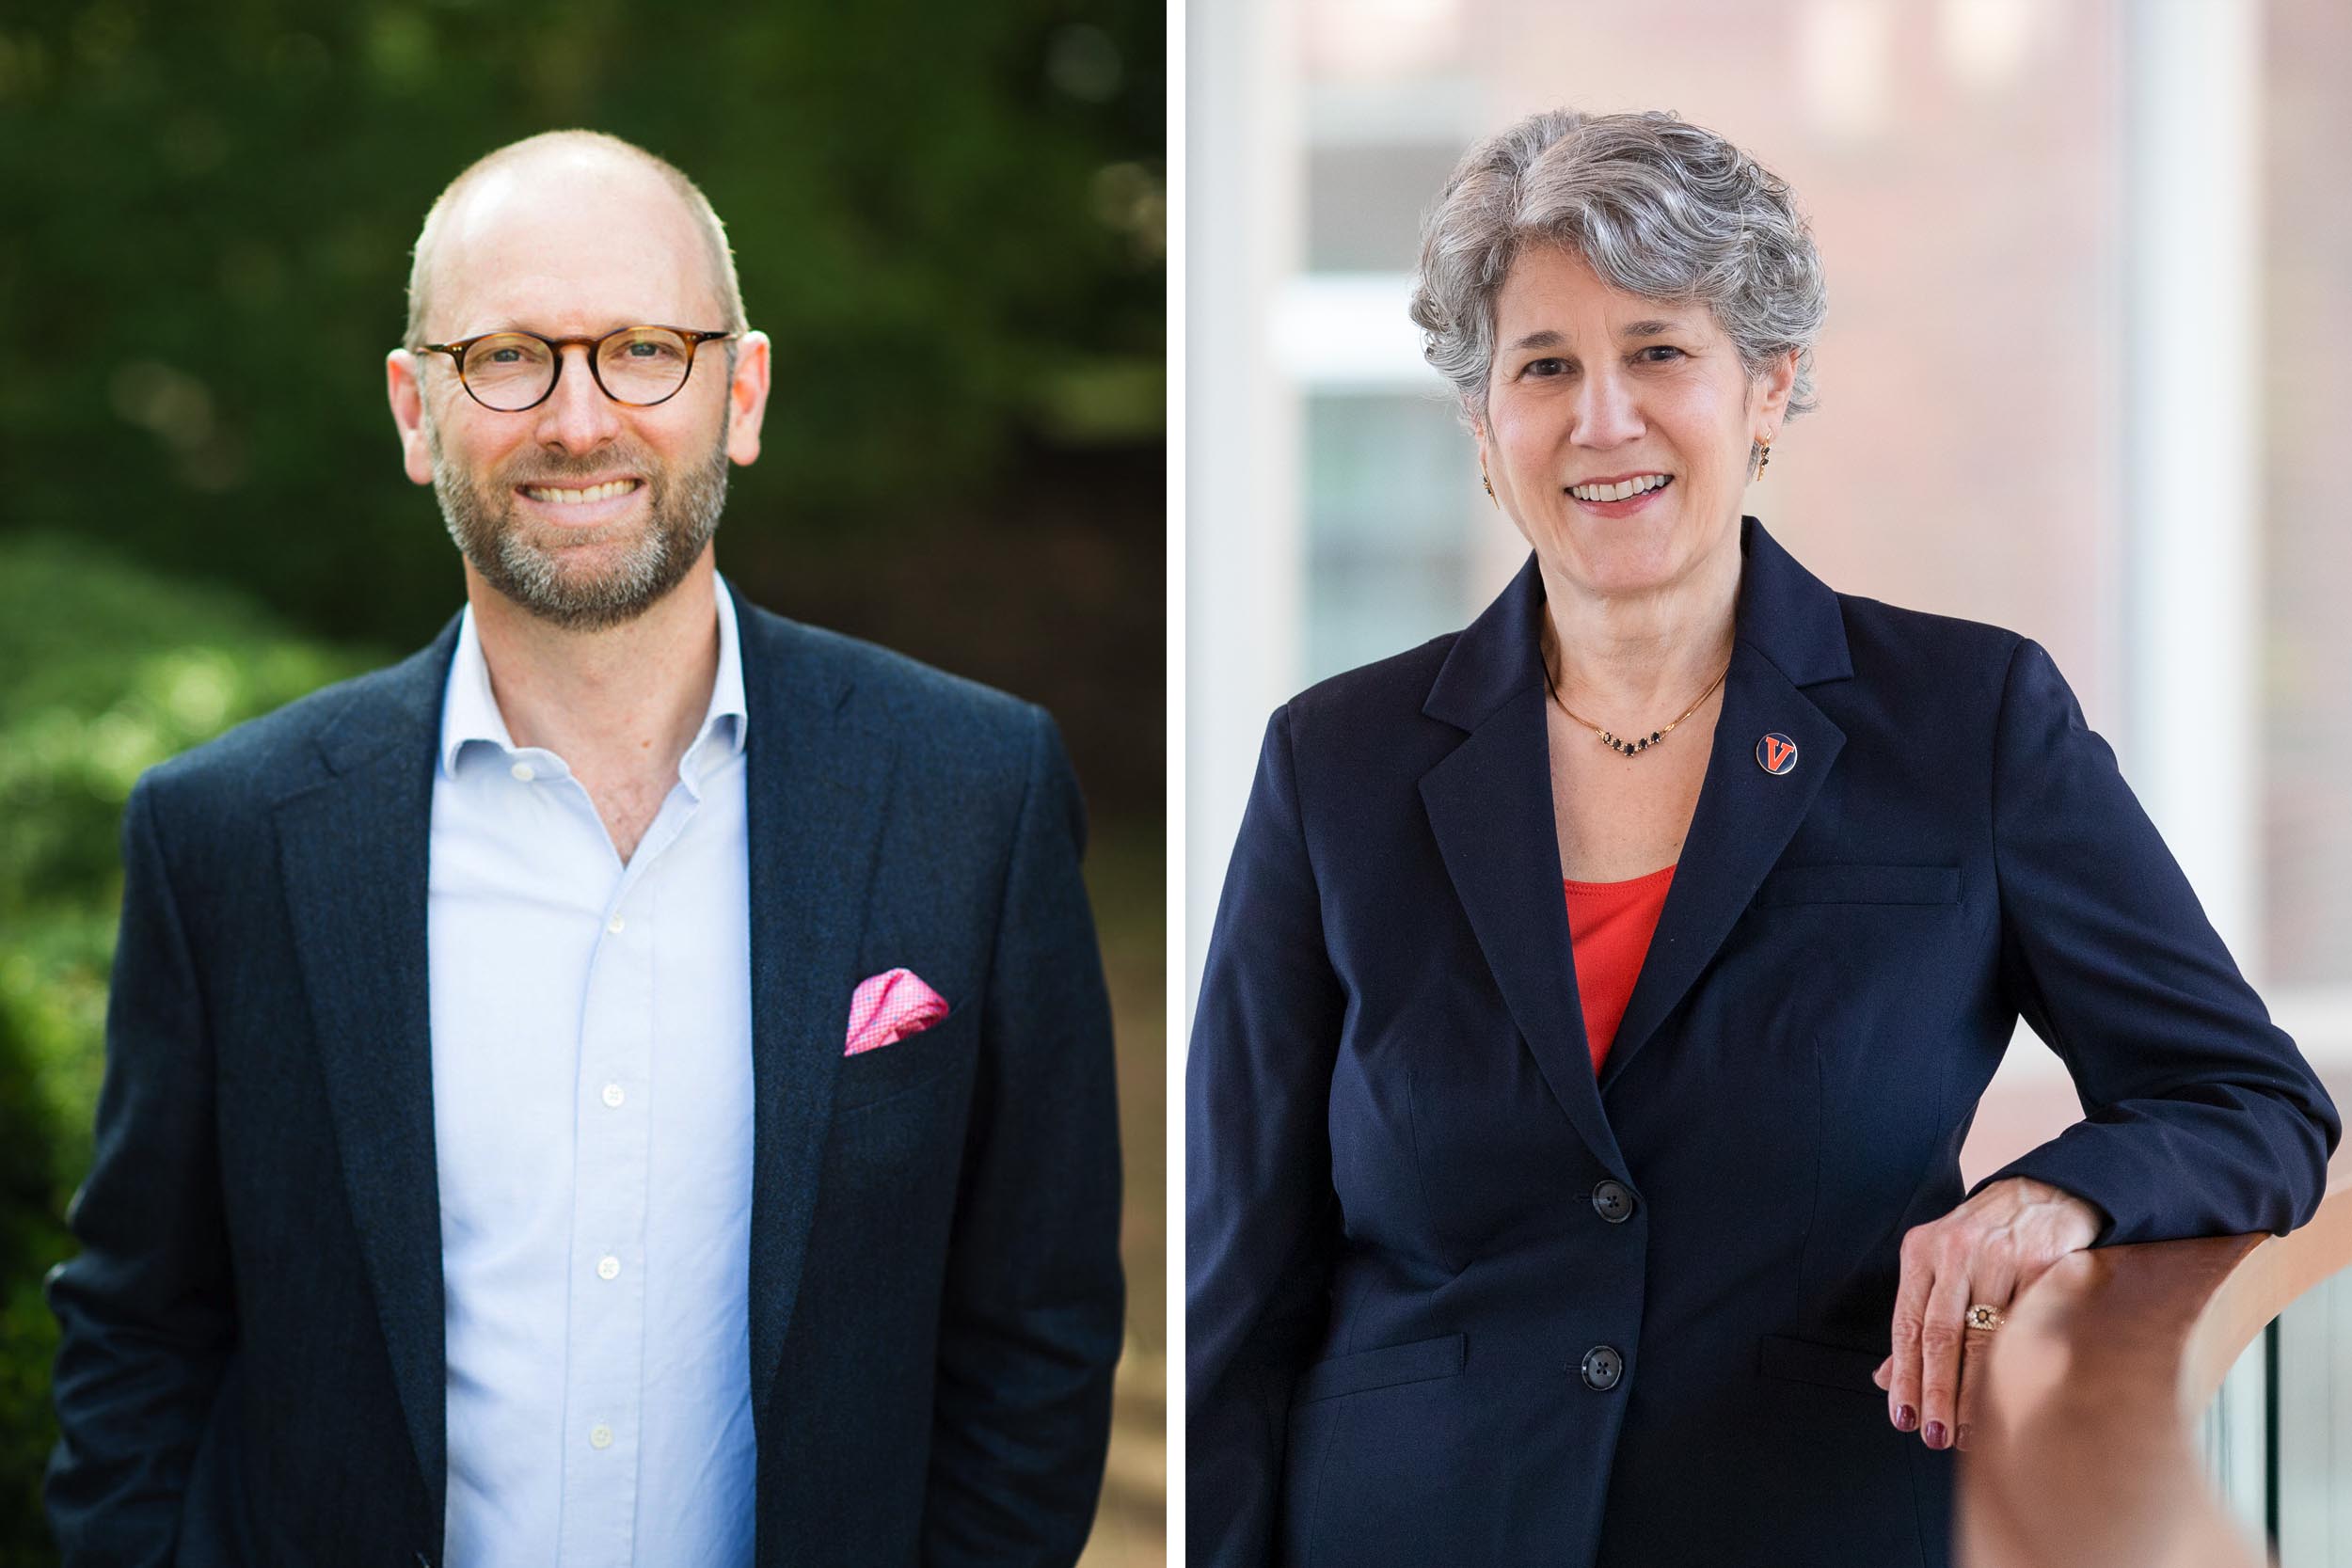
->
[2125,0,2270,1543]
[2122,0,2263,966]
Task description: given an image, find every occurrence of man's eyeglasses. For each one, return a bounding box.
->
[414,325,738,412]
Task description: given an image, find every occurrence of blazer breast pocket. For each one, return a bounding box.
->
[834,1001,975,1114]
[1754,863,1962,908]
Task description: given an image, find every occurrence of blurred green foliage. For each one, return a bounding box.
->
[0,534,383,1553]
[0,1008,68,1560]
[0,0,1165,651]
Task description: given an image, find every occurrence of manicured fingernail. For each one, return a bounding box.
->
[1924,1420,1947,1449]
[1895,1404,1917,1432]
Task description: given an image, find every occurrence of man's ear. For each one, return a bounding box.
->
[723,331,772,467]
[387,349,435,486]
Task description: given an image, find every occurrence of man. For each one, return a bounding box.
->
[46,131,1124,1567]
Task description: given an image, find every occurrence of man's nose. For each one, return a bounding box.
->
[532,343,623,450]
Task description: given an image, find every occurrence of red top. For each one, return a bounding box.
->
[1564,863,1677,1073]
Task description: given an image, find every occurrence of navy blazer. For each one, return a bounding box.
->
[46,580,1124,1567]
[1186,515,2340,1568]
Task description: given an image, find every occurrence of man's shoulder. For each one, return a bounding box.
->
[736,600,1045,765]
[138,628,454,814]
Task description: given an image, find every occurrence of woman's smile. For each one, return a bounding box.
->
[1566,472,1675,517]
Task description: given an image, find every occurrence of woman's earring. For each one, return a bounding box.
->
[1755,436,1772,478]
[1480,461,1496,502]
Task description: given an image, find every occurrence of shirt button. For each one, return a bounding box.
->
[589,1423,613,1449]
[602,1083,625,1108]
[596,1255,620,1281]
[1592,1180,1636,1224]
[510,762,535,783]
[1581,1345,1624,1391]
[606,913,626,935]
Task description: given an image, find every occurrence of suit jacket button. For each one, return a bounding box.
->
[1581,1345,1623,1391]
[1591,1180,1635,1224]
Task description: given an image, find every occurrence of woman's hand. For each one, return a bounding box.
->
[1871,1175,2105,1450]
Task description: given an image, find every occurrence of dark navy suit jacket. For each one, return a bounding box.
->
[47,580,1124,1567]
[1186,515,2339,1568]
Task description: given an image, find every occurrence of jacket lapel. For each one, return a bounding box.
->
[268,581,906,1505]
[731,583,898,1415]
[1421,516,1853,1159]
[1421,559,1629,1182]
[1595,650,1843,1094]
[275,618,460,1524]
[1597,517,1851,1091]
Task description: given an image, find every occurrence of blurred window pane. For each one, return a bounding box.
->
[2263,0,2352,987]
[1306,142,1465,271]
[1304,393,1470,680]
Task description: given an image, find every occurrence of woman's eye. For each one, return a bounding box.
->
[1518,346,1681,379]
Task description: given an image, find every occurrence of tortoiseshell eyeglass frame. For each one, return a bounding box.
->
[412,325,739,411]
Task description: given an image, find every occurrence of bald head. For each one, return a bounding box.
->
[403,131,746,351]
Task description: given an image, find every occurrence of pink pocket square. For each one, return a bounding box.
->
[844,968,951,1056]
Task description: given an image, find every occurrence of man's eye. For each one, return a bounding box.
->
[485,347,523,364]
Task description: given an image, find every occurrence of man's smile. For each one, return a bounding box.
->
[512,474,647,524]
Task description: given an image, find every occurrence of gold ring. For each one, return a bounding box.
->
[1964,1303,2006,1332]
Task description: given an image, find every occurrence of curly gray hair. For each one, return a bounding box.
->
[1409,108,1825,470]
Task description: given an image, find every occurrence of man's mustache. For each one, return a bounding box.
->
[500,456,657,487]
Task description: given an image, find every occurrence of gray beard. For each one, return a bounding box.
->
[427,419,732,632]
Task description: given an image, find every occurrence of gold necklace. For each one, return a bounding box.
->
[1544,652,1730,758]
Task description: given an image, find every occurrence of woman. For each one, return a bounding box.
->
[1185,107,2340,1568]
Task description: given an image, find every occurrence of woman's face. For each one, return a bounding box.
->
[1478,245,1793,603]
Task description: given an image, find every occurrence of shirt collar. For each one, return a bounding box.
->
[701,579,751,772]
[437,578,751,780]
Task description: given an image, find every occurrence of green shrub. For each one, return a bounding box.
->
[0,535,379,1555]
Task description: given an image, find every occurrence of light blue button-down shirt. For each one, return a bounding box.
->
[427,586,756,1567]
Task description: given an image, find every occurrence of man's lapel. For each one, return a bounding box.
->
[274,618,459,1525]
[1419,516,1852,1170]
[268,580,904,1507]
[730,581,899,1416]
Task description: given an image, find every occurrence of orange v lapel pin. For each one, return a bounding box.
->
[1756,733,1799,775]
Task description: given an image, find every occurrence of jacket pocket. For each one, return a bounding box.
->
[1757,1333,1887,1395]
[1292,1332,1466,1405]
[834,1001,973,1114]
[1754,863,1961,907]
